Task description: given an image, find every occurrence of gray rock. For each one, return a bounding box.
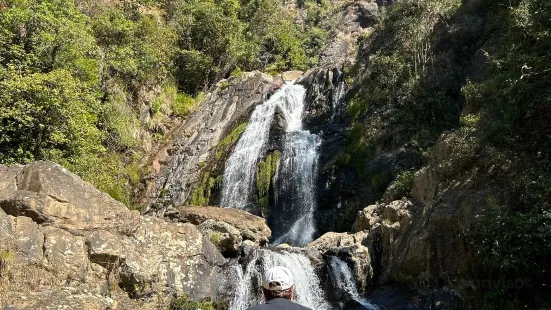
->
[0,161,140,233]
[197,219,242,254]
[0,161,228,307]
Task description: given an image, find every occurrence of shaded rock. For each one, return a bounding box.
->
[367,286,463,310]
[11,216,44,264]
[175,206,271,246]
[0,207,13,250]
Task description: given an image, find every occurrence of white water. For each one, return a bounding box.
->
[272,102,319,245]
[328,257,379,310]
[221,83,320,246]
[220,84,291,208]
[229,250,331,310]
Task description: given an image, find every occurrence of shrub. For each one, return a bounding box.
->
[468,206,551,308]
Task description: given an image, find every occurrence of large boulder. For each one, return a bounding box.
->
[352,199,415,233]
[173,206,271,246]
[0,161,140,233]
[0,161,226,309]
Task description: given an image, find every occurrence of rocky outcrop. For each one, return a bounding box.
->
[0,161,226,309]
[352,199,415,233]
[169,206,272,247]
[308,231,373,291]
[318,1,379,68]
[143,71,283,213]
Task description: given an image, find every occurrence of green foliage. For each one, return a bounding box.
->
[170,295,216,310]
[468,206,551,308]
[173,91,202,117]
[390,170,415,199]
[166,0,324,94]
[0,69,103,164]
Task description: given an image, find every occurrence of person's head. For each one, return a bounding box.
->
[261,266,295,301]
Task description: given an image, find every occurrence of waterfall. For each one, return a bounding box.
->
[328,257,378,310]
[221,83,320,246]
[271,85,319,246]
[220,84,289,209]
[229,250,331,310]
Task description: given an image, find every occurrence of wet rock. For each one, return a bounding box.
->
[308,231,373,290]
[175,206,271,246]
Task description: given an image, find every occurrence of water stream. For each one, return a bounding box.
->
[229,250,331,310]
[221,83,320,246]
[221,78,374,310]
[328,257,379,310]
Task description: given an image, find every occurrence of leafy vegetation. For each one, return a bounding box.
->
[0,0,326,206]
[346,0,551,307]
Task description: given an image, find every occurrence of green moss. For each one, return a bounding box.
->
[190,172,212,206]
[209,232,221,245]
[215,122,248,160]
[256,150,282,214]
[0,251,14,261]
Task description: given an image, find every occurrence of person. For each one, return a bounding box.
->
[246,266,312,310]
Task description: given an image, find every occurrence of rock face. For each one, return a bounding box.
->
[317,1,379,68]
[143,71,283,213]
[170,206,272,247]
[0,161,226,309]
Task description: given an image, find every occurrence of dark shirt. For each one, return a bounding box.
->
[246,298,313,310]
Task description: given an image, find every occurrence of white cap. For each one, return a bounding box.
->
[262,266,294,291]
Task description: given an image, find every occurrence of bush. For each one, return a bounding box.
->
[468,206,551,308]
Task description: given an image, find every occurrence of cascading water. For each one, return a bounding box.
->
[221,83,320,247]
[271,86,319,246]
[328,257,378,310]
[229,250,331,310]
[221,79,376,310]
[220,84,290,209]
